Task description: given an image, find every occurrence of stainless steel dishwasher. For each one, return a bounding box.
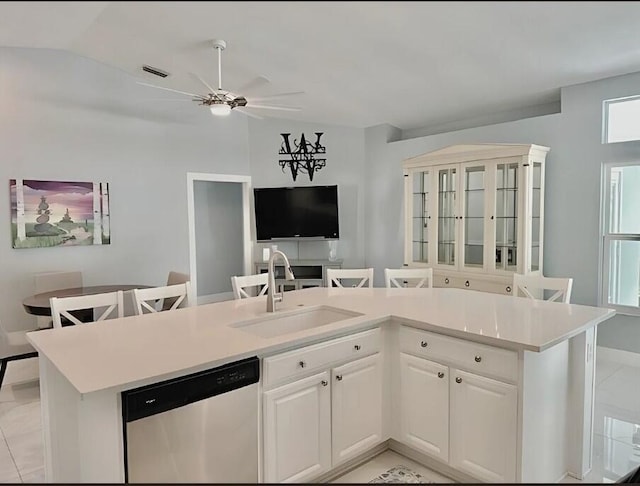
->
[122,357,259,483]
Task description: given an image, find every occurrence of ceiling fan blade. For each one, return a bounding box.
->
[236,75,270,96]
[234,107,264,120]
[189,72,216,94]
[248,91,305,102]
[245,104,302,112]
[136,81,206,100]
[135,99,197,102]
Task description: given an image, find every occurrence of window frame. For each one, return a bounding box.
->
[600,161,640,315]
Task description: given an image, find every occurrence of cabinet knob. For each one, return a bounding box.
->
[464,280,470,287]
[354,345,361,351]
[298,360,306,368]
[455,377,462,384]
[444,278,450,284]
[321,380,328,387]
[475,355,482,363]
[438,372,445,379]
[506,286,512,293]
[336,375,343,381]
[420,341,428,348]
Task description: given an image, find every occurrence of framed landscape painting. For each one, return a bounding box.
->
[10,179,111,249]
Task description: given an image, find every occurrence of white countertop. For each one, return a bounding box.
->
[27,287,615,395]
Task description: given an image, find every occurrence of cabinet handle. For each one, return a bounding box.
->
[336,375,343,381]
[438,372,445,379]
[491,215,494,220]
[455,377,462,384]
[464,280,470,287]
[506,286,512,293]
[321,380,328,387]
[475,355,482,363]
[298,360,306,368]
[354,345,361,351]
[420,341,428,348]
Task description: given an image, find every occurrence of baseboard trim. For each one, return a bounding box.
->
[314,441,389,483]
[388,439,471,483]
[597,345,640,367]
[196,292,234,305]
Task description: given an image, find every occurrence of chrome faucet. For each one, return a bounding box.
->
[267,250,295,312]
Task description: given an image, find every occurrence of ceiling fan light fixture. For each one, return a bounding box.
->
[210,102,232,116]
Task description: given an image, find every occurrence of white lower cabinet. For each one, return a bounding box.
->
[331,353,382,465]
[263,352,382,483]
[449,368,517,483]
[263,371,331,483]
[399,350,517,483]
[399,353,449,462]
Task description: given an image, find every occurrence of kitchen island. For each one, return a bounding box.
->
[27,287,615,483]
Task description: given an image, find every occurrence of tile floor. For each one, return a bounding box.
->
[1,348,640,483]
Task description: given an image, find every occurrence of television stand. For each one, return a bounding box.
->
[255,259,343,292]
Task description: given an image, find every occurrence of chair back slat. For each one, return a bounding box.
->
[513,274,573,304]
[50,291,124,328]
[34,271,83,329]
[164,272,190,310]
[384,268,433,289]
[326,268,374,288]
[133,282,191,315]
[231,274,269,299]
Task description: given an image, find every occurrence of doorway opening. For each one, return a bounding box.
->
[187,173,252,304]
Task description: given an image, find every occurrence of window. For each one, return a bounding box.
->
[603,95,640,143]
[601,163,640,314]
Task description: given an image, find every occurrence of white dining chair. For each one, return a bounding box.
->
[0,320,38,390]
[384,267,433,288]
[231,273,269,299]
[50,291,124,328]
[133,282,192,315]
[326,268,374,288]
[34,271,83,328]
[163,271,191,310]
[512,274,573,303]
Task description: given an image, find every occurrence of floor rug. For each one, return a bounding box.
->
[369,465,431,483]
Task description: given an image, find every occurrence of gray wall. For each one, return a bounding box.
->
[364,70,640,353]
[194,181,244,297]
[247,118,366,269]
[0,47,250,331]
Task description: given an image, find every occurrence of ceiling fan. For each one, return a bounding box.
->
[137,39,303,119]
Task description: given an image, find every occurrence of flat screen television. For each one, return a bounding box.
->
[254,185,339,241]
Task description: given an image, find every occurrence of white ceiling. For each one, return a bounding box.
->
[3,1,640,130]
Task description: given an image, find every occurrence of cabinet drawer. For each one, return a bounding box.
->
[434,274,513,296]
[263,328,381,388]
[399,326,517,382]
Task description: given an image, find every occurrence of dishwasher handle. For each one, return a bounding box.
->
[122,356,259,423]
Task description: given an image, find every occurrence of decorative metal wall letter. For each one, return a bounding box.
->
[279,132,326,181]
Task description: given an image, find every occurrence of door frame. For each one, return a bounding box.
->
[186,172,252,304]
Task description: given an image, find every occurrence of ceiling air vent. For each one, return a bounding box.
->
[142,65,170,78]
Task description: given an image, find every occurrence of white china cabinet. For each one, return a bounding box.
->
[403,144,548,295]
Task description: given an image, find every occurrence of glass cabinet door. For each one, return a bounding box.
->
[438,167,457,266]
[531,162,542,271]
[463,165,485,269]
[411,170,430,263]
[495,163,518,271]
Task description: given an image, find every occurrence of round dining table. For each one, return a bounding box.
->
[22,285,151,317]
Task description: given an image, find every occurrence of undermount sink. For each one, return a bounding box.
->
[231,305,363,338]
